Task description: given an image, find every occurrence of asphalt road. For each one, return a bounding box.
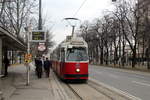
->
[89,65,150,100]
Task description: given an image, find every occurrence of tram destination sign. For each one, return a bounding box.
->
[31,30,46,42]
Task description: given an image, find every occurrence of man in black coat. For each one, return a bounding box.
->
[35,57,43,78]
[3,57,10,77]
[44,58,51,77]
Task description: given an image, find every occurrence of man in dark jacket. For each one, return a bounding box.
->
[44,58,50,77]
[36,57,43,78]
[3,57,10,77]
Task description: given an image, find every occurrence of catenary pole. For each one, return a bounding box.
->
[39,0,42,30]
[26,25,31,86]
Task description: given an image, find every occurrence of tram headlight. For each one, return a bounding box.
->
[76,68,80,72]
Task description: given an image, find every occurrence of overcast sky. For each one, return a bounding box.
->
[42,0,115,45]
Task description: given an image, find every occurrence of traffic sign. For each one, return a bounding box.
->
[25,54,32,63]
[38,44,46,51]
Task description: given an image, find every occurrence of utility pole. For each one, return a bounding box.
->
[17,0,19,35]
[24,25,31,86]
[38,0,42,30]
[27,28,30,86]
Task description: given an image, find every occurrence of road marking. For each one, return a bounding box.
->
[132,81,150,87]
[89,78,142,100]
[134,76,145,79]
[109,74,119,79]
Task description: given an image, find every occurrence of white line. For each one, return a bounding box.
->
[89,78,142,100]
[133,75,146,79]
[132,81,150,87]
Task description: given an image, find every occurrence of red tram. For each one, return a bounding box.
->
[51,36,89,81]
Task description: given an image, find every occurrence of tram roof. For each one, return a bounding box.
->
[60,36,87,48]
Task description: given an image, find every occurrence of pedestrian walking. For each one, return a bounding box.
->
[44,58,50,77]
[42,56,45,71]
[34,57,38,76]
[35,57,43,78]
[3,57,10,77]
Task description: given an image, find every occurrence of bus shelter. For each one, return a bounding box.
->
[0,27,26,75]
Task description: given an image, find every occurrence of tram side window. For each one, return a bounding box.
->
[61,49,65,62]
[56,49,60,61]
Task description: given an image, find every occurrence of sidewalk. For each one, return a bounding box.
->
[0,64,55,100]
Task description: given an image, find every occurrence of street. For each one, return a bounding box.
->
[89,65,150,100]
[1,0,150,100]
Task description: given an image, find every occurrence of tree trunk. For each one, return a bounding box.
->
[114,46,118,66]
[121,36,125,67]
[146,47,150,69]
[100,47,104,65]
[132,49,136,68]
[106,47,109,65]
[96,45,99,64]
[147,55,150,69]
[142,37,145,65]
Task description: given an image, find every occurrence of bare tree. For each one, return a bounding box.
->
[0,0,38,38]
[79,0,150,69]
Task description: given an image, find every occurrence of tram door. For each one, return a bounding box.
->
[60,48,65,77]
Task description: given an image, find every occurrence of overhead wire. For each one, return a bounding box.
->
[73,0,88,17]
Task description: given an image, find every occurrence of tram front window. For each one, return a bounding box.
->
[66,47,88,61]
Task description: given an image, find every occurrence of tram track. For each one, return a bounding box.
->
[67,83,83,100]
[87,80,129,100]
[51,70,132,100]
[51,70,82,100]
[66,80,133,100]
[88,79,141,100]
[87,82,114,100]
[66,82,112,100]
